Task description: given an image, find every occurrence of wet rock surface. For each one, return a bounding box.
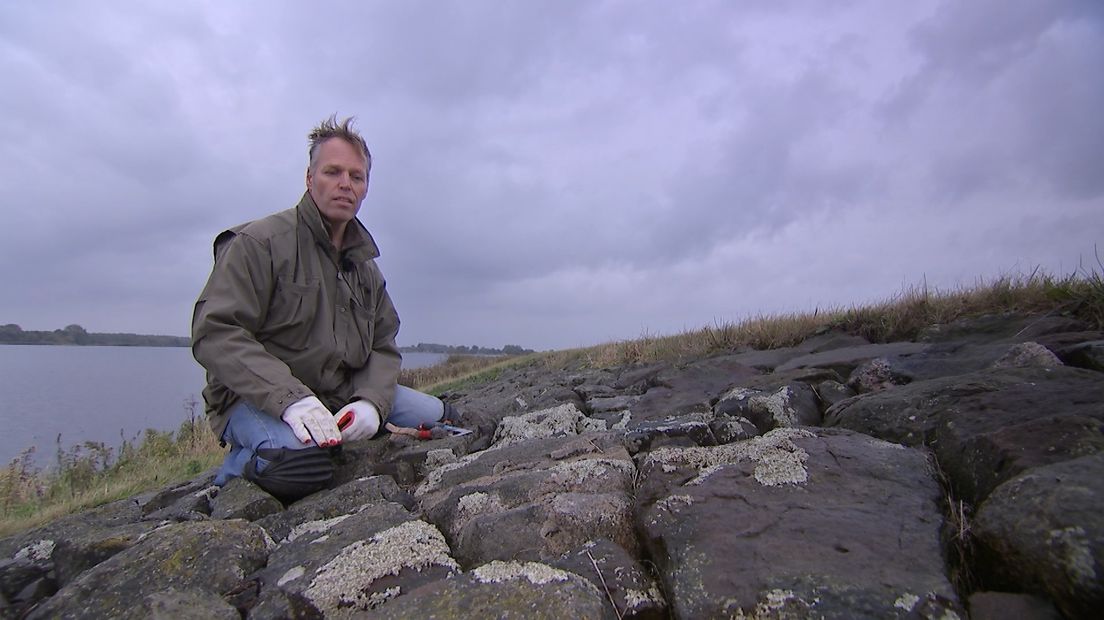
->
[2,311,1101,618]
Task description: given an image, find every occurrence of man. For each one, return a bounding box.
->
[192,116,445,501]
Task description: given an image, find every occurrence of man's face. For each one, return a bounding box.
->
[306,137,370,228]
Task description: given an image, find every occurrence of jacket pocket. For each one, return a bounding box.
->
[263,278,321,351]
[349,299,375,363]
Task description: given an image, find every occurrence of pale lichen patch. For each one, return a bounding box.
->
[752,387,798,427]
[610,410,632,430]
[894,592,919,611]
[491,404,606,451]
[304,520,458,614]
[277,565,305,587]
[727,588,813,619]
[14,539,55,562]
[415,450,483,497]
[623,583,666,610]
[368,586,401,609]
[656,494,695,511]
[644,428,815,487]
[472,560,598,594]
[1048,526,1097,586]
[424,448,457,471]
[548,457,635,488]
[286,514,351,543]
[719,387,760,403]
[456,491,509,530]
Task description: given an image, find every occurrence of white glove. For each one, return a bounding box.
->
[281,396,342,447]
[335,400,381,442]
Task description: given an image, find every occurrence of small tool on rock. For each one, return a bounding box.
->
[385,421,472,440]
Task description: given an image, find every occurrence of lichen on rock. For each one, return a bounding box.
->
[303,520,459,614]
[472,560,595,592]
[644,427,816,487]
[15,539,55,562]
[285,514,350,543]
[491,403,607,450]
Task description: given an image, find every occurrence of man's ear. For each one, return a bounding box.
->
[305,166,313,191]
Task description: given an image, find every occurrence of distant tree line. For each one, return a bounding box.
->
[0,324,190,347]
[400,342,534,356]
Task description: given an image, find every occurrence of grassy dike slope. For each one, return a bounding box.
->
[2,268,1101,537]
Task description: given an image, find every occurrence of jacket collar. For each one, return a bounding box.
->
[296,191,381,262]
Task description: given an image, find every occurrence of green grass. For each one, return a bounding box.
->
[3,265,1101,537]
[0,403,223,537]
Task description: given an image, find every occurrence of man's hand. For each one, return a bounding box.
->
[335,400,381,442]
[282,396,342,447]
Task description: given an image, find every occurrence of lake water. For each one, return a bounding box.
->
[0,345,446,468]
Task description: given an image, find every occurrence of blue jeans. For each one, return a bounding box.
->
[214,385,444,486]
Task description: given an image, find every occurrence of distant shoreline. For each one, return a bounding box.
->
[0,324,190,348]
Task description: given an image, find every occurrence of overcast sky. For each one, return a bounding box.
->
[1,1,1101,351]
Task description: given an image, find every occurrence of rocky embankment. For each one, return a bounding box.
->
[2,313,1102,619]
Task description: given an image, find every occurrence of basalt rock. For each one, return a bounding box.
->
[26,520,268,619]
[635,427,962,618]
[4,312,1102,618]
[825,365,1104,505]
[973,454,1104,620]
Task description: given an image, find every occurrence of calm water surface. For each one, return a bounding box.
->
[0,345,445,467]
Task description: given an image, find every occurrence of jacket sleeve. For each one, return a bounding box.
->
[191,232,314,418]
[350,270,402,419]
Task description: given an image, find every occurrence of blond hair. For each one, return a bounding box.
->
[308,115,371,169]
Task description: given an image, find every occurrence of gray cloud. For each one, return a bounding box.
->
[0,1,1100,350]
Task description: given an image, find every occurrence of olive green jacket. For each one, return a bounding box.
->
[191,192,402,438]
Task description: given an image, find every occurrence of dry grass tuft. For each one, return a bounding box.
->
[399,354,533,394]
[539,267,1104,370]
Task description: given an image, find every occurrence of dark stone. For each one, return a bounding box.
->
[734,367,846,393]
[714,383,821,435]
[550,539,667,619]
[623,356,759,425]
[139,473,216,517]
[574,383,618,400]
[774,342,929,376]
[968,591,1062,620]
[141,588,240,619]
[974,454,1104,620]
[13,578,55,613]
[0,558,47,601]
[917,313,1053,344]
[52,522,156,586]
[635,428,961,619]
[889,341,1013,382]
[209,478,283,522]
[826,366,1104,504]
[28,520,268,619]
[814,380,856,409]
[847,357,912,393]
[142,484,216,522]
[587,395,640,414]
[709,415,760,444]
[256,508,456,617]
[611,363,667,394]
[416,433,636,567]
[372,561,612,620]
[622,417,716,454]
[1059,339,1104,372]
[257,475,413,544]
